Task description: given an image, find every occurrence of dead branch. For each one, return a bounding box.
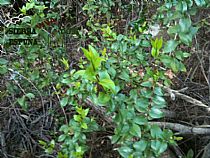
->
[85,99,210,135]
[157,83,210,111]
[150,122,210,135]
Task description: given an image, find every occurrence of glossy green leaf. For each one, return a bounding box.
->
[141,40,150,47]
[17,96,28,111]
[74,115,81,122]
[135,98,149,112]
[98,92,111,104]
[170,59,179,72]
[140,89,153,98]
[60,97,68,107]
[25,1,35,10]
[194,0,206,6]
[182,1,188,12]
[59,125,69,133]
[154,87,164,96]
[58,134,66,142]
[0,65,8,74]
[176,1,188,12]
[121,123,130,133]
[111,43,119,51]
[163,40,179,53]
[130,123,141,137]
[111,134,121,144]
[99,78,115,93]
[152,95,166,106]
[156,37,163,50]
[99,71,111,80]
[167,25,180,34]
[74,70,85,77]
[39,140,47,146]
[179,61,187,72]
[151,140,168,154]
[170,58,186,72]
[175,51,191,61]
[120,42,128,53]
[81,122,88,129]
[133,115,148,125]
[0,0,10,5]
[129,89,138,100]
[17,96,25,106]
[190,26,199,36]
[61,78,72,84]
[151,140,161,151]
[92,56,105,70]
[179,33,191,45]
[141,81,153,88]
[149,107,163,119]
[119,70,130,82]
[31,14,41,27]
[158,142,168,154]
[160,55,173,68]
[187,0,193,7]
[0,58,8,64]
[25,93,35,99]
[108,67,116,78]
[133,140,148,151]
[82,47,92,61]
[151,48,159,58]
[179,18,191,33]
[150,125,162,138]
[89,45,99,57]
[118,146,133,157]
[84,66,97,81]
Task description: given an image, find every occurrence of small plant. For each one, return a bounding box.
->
[39,139,55,155]
[57,106,98,158]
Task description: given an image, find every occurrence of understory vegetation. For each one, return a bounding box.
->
[0,0,210,158]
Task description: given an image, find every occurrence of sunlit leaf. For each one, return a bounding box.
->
[99,78,116,93]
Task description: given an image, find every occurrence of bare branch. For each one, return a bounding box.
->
[158,83,210,111]
[150,122,210,135]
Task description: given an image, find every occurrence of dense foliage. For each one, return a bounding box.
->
[0,0,210,157]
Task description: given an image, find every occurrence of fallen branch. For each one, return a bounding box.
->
[157,83,210,111]
[150,122,210,135]
[85,99,210,135]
